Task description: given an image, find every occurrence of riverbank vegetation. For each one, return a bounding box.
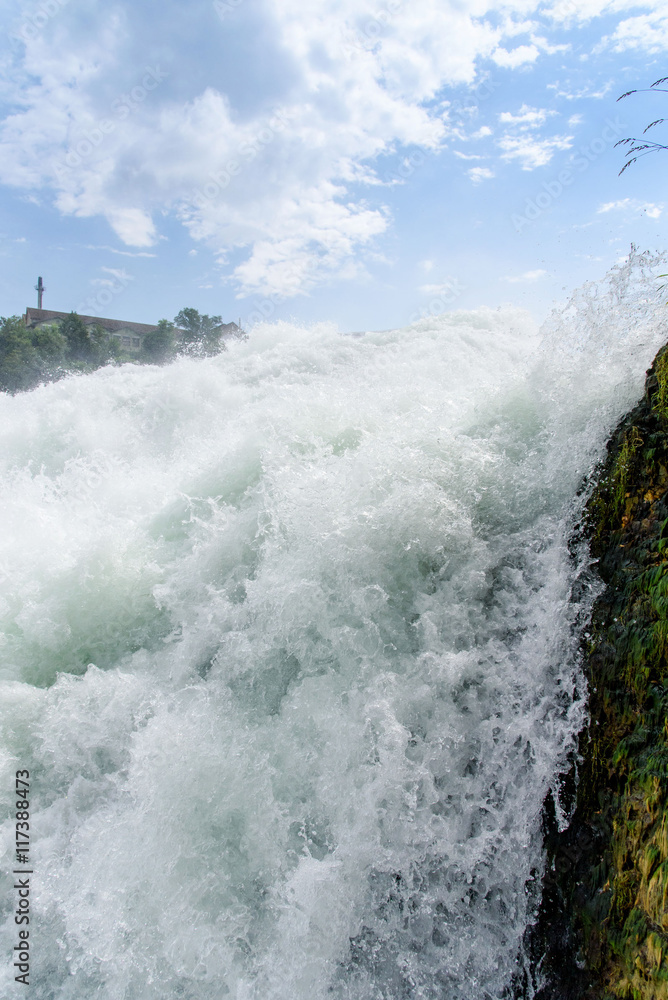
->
[0,309,240,393]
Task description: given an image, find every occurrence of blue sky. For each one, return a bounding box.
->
[0,0,667,332]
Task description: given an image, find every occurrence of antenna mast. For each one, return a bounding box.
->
[35,276,45,309]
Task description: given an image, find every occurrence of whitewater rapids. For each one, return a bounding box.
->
[0,255,666,999]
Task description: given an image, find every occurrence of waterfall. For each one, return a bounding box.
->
[1,252,666,999]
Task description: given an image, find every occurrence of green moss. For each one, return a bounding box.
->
[538,340,668,998]
[653,350,668,420]
[612,426,644,518]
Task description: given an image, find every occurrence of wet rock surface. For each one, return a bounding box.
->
[533,344,668,998]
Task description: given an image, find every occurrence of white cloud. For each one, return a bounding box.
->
[497,103,571,169]
[502,269,547,283]
[3,0,491,296]
[91,266,133,287]
[419,279,462,295]
[548,79,614,100]
[468,166,495,182]
[597,11,668,52]
[492,44,540,67]
[546,0,653,27]
[84,244,157,258]
[498,133,573,169]
[598,198,664,218]
[1,0,667,296]
[598,198,631,212]
[104,209,157,247]
[499,105,555,129]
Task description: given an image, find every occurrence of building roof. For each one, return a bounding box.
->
[24,308,158,336]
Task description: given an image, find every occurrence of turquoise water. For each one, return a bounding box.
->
[1,254,666,999]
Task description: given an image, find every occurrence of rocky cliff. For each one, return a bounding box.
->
[536,344,668,998]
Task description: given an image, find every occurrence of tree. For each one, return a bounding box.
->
[0,305,239,394]
[174,308,225,355]
[30,323,66,368]
[58,313,123,366]
[61,312,93,363]
[616,77,668,174]
[142,319,175,363]
[0,316,42,392]
[88,323,121,365]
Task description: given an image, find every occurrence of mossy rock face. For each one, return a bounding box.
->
[534,344,668,998]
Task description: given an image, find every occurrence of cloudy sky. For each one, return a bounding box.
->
[0,0,667,331]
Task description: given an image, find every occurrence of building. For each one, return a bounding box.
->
[24,308,156,352]
[211,321,244,341]
[24,309,244,352]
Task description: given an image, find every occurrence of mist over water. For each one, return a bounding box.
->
[1,254,667,999]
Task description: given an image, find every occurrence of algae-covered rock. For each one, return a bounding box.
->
[536,345,668,998]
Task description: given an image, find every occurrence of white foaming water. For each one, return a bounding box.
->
[0,255,666,999]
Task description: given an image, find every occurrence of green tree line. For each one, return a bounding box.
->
[0,309,241,393]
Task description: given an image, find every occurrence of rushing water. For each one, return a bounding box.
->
[0,254,667,1000]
